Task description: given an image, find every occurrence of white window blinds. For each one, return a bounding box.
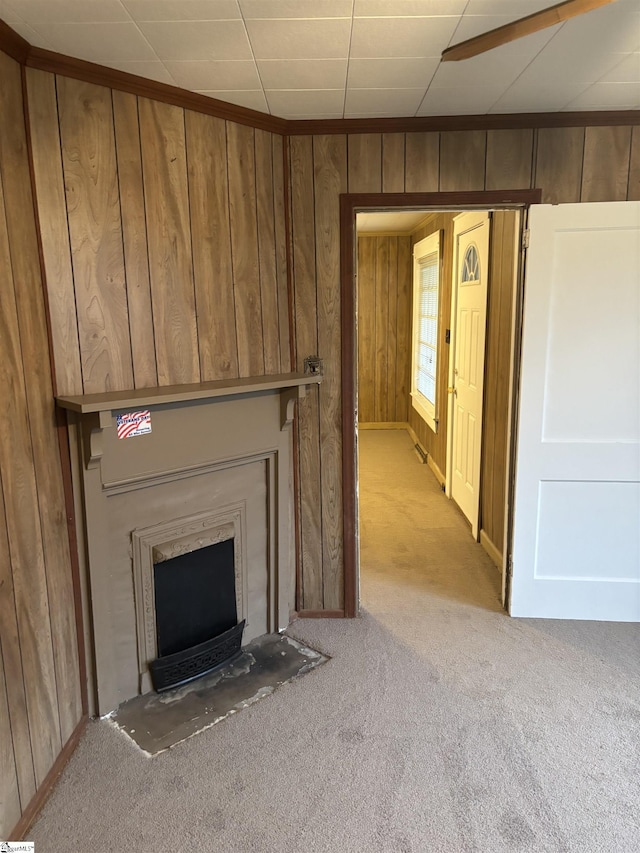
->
[411,230,441,432]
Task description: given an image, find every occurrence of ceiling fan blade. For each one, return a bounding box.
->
[441,0,618,62]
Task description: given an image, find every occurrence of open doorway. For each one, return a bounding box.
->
[340,191,539,617]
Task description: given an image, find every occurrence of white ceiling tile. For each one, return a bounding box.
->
[166,60,260,90]
[564,82,640,110]
[350,16,458,58]
[348,57,439,89]
[7,0,129,23]
[122,0,240,22]
[417,85,507,115]
[138,20,252,60]
[354,1,466,16]
[345,87,424,117]
[265,88,344,117]
[240,0,351,18]
[598,52,640,84]
[450,14,560,43]
[197,89,268,111]
[245,18,351,60]
[0,1,23,22]
[463,1,556,16]
[490,82,584,113]
[6,20,53,47]
[29,22,158,61]
[258,59,346,90]
[104,59,176,84]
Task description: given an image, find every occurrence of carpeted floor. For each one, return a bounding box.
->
[30,429,640,852]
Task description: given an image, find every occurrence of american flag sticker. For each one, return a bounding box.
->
[116,410,152,439]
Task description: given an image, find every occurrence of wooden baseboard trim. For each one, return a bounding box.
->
[297,609,346,619]
[358,421,409,430]
[480,530,503,572]
[11,715,88,840]
[427,455,446,488]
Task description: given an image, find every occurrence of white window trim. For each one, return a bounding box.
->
[411,230,441,433]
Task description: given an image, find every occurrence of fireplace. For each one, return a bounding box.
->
[58,374,320,715]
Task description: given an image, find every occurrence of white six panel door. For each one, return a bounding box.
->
[510,202,640,621]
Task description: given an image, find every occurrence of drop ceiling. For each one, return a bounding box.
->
[1,0,639,119]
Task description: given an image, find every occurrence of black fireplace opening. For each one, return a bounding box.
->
[150,539,245,692]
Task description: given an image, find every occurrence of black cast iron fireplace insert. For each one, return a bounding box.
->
[149,539,244,692]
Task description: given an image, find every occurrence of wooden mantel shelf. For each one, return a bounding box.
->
[56,372,322,414]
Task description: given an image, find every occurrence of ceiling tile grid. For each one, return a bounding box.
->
[1,0,638,118]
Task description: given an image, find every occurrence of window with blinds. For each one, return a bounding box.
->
[411,231,441,432]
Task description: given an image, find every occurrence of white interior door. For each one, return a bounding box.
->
[510,202,640,621]
[449,211,490,538]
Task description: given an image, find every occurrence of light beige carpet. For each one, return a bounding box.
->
[29,430,640,852]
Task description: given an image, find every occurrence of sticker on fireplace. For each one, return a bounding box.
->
[116,410,152,439]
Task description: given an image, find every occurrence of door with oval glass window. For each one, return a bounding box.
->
[447,211,490,538]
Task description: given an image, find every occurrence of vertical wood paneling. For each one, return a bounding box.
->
[348,133,382,192]
[440,131,486,191]
[57,77,133,394]
[628,126,640,201]
[139,97,200,385]
[255,128,281,374]
[112,90,158,389]
[581,126,632,202]
[395,237,412,422]
[25,68,83,396]
[486,129,533,190]
[314,134,347,610]
[382,133,405,192]
[375,237,389,421]
[272,134,291,372]
[405,131,439,192]
[185,110,239,381]
[358,237,376,423]
[386,237,398,421]
[290,135,323,609]
[0,638,22,837]
[227,122,265,377]
[534,127,585,203]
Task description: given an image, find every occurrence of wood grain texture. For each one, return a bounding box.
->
[534,127,585,203]
[382,133,405,192]
[24,67,83,396]
[348,133,382,192]
[313,134,347,610]
[358,236,376,424]
[139,97,200,385]
[0,637,22,837]
[375,237,390,421]
[112,90,158,389]
[405,132,439,191]
[272,134,291,372]
[581,126,632,202]
[0,59,81,747]
[395,237,412,423]
[57,77,133,393]
[386,237,398,422]
[227,122,265,377]
[485,129,533,190]
[290,135,323,609]
[255,128,281,374]
[629,126,640,201]
[185,110,238,381]
[440,131,487,191]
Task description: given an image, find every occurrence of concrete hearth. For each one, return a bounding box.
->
[58,374,320,716]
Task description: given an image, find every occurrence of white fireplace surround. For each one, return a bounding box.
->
[58,374,321,715]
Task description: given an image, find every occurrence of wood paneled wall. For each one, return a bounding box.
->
[480,211,519,558]
[357,235,412,424]
[289,126,640,610]
[25,69,290,397]
[0,51,82,838]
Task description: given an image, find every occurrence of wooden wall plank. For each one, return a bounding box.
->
[185,110,239,381]
[24,67,82,396]
[348,133,382,192]
[138,97,200,385]
[290,135,323,609]
[375,237,389,421]
[56,77,133,394]
[534,127,585,203]
[357,236,376,423]
[581,126,632,202]
[628,126,640,201]
[112,90,158,389]
[395,236,412,423]
[255,128,281,374]
[485,129,533,190]
[386,237,398,422]
[313,134,347,610]
[0,59,81,746]
[0,637,22,838]
[382,133,405,192]
[227,121,265,377]
[272,134,291,372]
[440,131,486,191]
[405,131,439,192]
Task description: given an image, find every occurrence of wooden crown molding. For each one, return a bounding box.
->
[2,18,639,136]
